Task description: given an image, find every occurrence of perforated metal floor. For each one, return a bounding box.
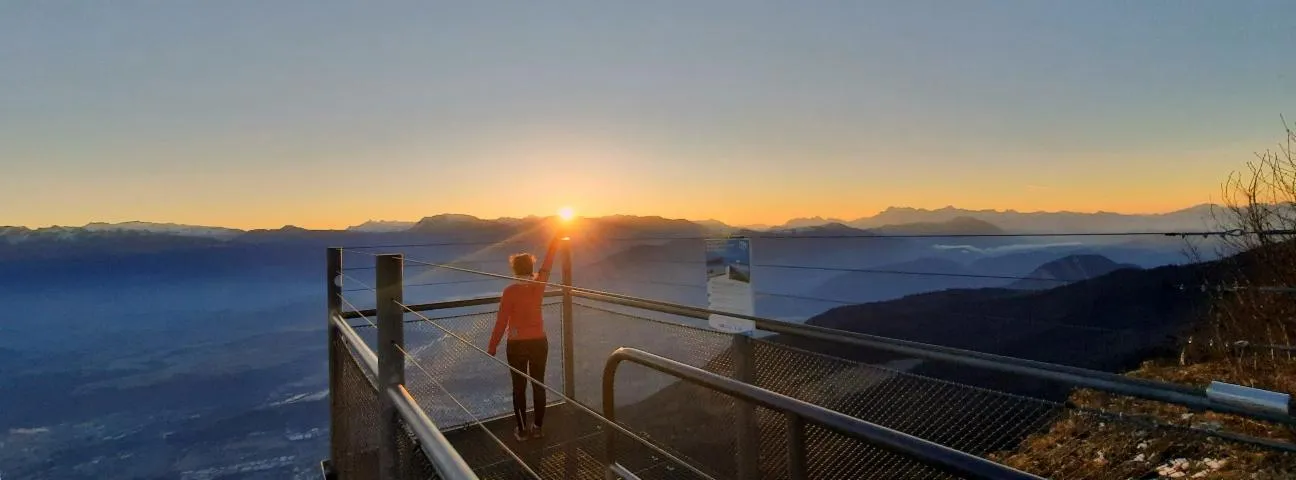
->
[441,402,700,480]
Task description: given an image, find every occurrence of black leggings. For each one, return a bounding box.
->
[506,337,548,431]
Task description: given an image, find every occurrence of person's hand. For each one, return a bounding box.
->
[487,346,497,356]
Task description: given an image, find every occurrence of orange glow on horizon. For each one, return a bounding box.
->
[558,207,576,221]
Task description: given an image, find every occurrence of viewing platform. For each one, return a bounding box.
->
[321,242,1296,480]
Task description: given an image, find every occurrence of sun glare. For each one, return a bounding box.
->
[558,206,575,221]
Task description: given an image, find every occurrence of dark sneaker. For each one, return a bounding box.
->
[513,426,529,442]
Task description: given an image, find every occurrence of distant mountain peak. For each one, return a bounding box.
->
[760,222,871,236]
[79,221,243,239]
[870,216,1006,236]
[417,213,483,223]
[775,216,849,230]
[854,204,1220,233]
[1011,254,1140,289]
[693,219,733,232]
[347,220,416,232]
[407,214,506,235]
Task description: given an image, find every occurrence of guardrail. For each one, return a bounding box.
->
[572,289,1296,426]
[327,241,1296,479]
[327,249,480,480]
[339,290,564,321]
[329,313,478,479]
[602,347,1046,480]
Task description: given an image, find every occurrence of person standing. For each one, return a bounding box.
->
[488,231,563,441]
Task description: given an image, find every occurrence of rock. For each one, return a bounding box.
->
[1193,421,1223,431]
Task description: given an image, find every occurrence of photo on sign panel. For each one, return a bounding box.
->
[706,238,751,283]
[706,237,755,333]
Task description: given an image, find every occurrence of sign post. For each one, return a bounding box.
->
[705,237,756,333]
[706,237,760,478]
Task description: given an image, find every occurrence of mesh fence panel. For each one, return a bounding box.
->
[571,302,979,478]
[395,419,441,480]
[397,302,712,479]
[332,329,380,479]
[607,361,743,479]
[799,421,955,480]
[571,301,1296,480]
[748,339,1061,457]
[400,303,565,430]
[332,326,442,480]
[569,302,736,410]
[754,407,790,479]
[357,295,1296,479]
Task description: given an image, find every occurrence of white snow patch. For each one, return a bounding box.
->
[9,427,49,435]
[269,390,329,407]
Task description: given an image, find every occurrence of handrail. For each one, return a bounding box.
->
[332,314,378,378]
[386,384,479,480]
[573,290,1296,426]
[341,290,563,320]
[608,462,643,480]
[353,249,1294,425]
[331,314,478,479]
[602,347,1045,480]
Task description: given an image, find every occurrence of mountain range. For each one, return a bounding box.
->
[796,246,1246,378]
[770,204,1220,233]
[4,203,1224,241]
[1,210,1228,287]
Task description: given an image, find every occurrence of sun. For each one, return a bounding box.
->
[557,206,575,221]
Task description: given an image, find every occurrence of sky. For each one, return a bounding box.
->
[2,1,1293,229]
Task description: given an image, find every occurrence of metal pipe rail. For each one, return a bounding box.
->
[573,289,1296,426]
[330,314,479,480]
[341,290,563,320]
[333,314,378,377]
[386,384,478,480]
[603,347,1044,480]
[608,462,644,480]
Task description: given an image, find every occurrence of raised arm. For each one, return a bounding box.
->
[534,232,563,284]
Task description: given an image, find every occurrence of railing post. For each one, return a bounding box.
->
[602,355,619,479]
[325,248,342,480]
[328,248,343,319]
[561,239,580,480]
[786,413,807,480]
[376,254,405,480]
[561,238,576,399]
[733,334,760,479]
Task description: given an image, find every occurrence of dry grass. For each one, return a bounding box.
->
[990,357,1296,479]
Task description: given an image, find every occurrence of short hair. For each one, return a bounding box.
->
[509,253,536,276]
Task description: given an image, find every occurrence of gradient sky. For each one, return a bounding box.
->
[2,1,1293,229]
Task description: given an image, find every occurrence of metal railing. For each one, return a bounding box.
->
[328,313,478,479]
[340,239,1296,428]
[571,289,1296,426]
[327,249,480,480]
[339,291,564,321]
[327,241,1296,479]
[602,347,1045,480]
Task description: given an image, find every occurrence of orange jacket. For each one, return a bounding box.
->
[488,237,560,353]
